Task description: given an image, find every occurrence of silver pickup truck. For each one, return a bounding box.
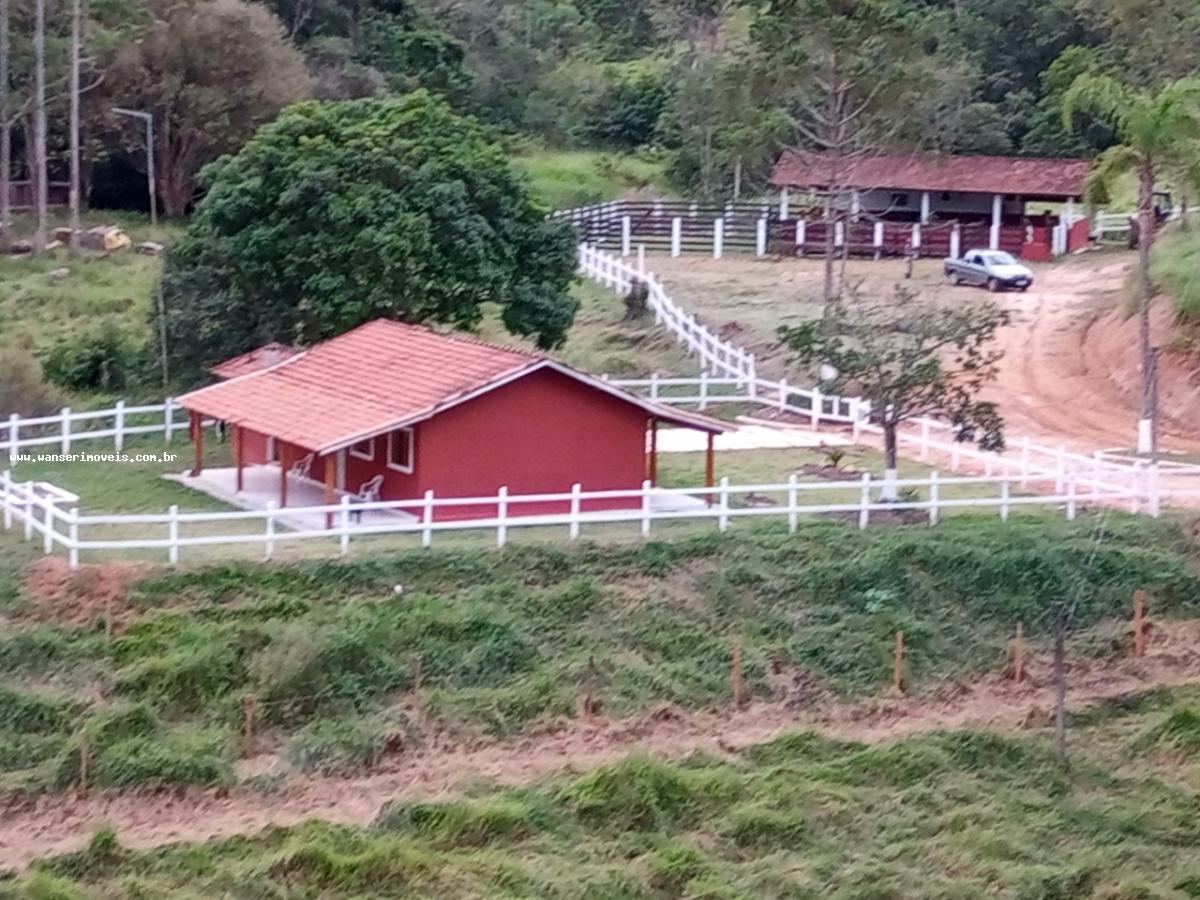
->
[943,249,1033,292]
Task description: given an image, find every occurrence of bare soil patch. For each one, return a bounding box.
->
[4,617,1200,871]
[19,558,152,631]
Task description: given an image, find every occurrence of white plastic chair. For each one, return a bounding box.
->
[349,474,384,522]
[289,453,314,481]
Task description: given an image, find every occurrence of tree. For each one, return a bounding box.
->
[1063,75,1200,456]
[100,0,311,216]
[749,0,937,304]
[158,91,579,384]
[0,0,9,247]
[68,0,82,251]
[32,0,47,251]
[780,285,1008,500]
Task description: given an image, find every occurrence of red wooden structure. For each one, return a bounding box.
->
[178,321,728,522]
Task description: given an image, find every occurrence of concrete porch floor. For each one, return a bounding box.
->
[164,465,418,532]
[166,465,710,532]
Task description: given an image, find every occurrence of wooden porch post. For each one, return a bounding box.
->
[705,432,715,506]
[324,454,335,529]
[234,425,244,492]
[190,411,203,477]
[278,443,289,508]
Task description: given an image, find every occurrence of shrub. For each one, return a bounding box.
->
[1139,708,1200,754]
[374,796,546,847]
[561,755,718,831]
[283,716,388,775]
[0,351,66,417]
[40,322,141,393]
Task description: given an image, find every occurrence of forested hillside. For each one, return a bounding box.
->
[3,0,1198,216]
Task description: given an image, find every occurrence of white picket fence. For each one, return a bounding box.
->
[0,467,1156,569]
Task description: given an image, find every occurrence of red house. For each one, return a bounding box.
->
[177,320,727,522]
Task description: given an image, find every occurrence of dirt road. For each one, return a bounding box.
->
[5,620,1200,871]
[984,254,1200,455]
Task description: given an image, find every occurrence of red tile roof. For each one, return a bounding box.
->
[210,342,298,380]
[179,320,726,452]
[770,150,1090,199]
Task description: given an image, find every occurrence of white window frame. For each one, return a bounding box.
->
[349,437,375,461]
[386,428,415,474]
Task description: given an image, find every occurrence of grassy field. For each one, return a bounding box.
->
[9,685,1200,896]
[1150,223,1200,324]
[0,514,1196,798]
[512,149,670,209]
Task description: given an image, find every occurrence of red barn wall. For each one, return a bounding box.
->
[404,367,650,519]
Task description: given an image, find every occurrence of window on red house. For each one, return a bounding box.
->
[387,429,414,473]
[349,437,374,461]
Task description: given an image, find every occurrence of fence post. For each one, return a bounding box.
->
[495,486,509,548]
[718,476,730,532]
[570,483,582,540]
[671,217,682,257]
[928,470,939,526]
[1066,473,1077,520]
[787,473,799,533]
[834,221,845,248]
[23,482,33,541]
[68,506,79,569]
[42,498,54,554]
[812,387,822,428]
[164,397,175,443]
[264,501,276,560]
[779,187,790,219]
[950,224,961,259]
[755,217,767,256]
[339,495,351,555]
[873,221,884,260]
[168,504,179,566]
[7,413,18,463]
[60,407,72,454]
[699,370,709,411]
[0,469,9,530]
[621,215,632,256]
[641,479,652,537]
[858,472,871,529]
[851,399,862,442]
[1000,478,1010,521]
[114,400,126,451]
[911,222,921,250]
[713,218,724,259]
[777,378,787,412]
[795,218,806,255]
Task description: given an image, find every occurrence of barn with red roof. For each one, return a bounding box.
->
[176,320,727,525]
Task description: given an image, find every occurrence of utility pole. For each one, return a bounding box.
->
[0,0,10,248]
[33,0,48,252]
[113,108,157,226]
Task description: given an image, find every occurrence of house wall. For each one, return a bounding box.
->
[399,367,651,519]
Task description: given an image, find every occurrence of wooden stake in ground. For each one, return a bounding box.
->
[242,694,257,750]
[77,736,89,796]
[731,642,745,709]
[1011,622,1025,682]
[1133,589,1147,657]
[892,631,905,693]
[581,655,600,719]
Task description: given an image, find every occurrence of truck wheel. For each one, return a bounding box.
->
[947,271,960,285]
[987,277,1000,292]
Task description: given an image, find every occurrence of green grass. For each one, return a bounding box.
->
[0,515,1197,794]
[12,688,1200,896]
[1150,223,1200,324]
[0,212,181,359]
[513,149,670,209]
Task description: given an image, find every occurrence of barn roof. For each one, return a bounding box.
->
[179,320,728,453]
[209,342,298,380]
[770,150,1090,199]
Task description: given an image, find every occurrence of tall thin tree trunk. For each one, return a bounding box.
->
[32,0,48,252]
[68,0,83,251]
[1136,162,1156,456]
[0,0,10,247]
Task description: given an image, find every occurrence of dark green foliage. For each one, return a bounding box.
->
[159,91,579,383]
[40,322,141,394]
[283,716,390,775]
[1139,709,1200,755]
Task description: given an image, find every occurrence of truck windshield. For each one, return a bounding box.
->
[981,252,1017,265]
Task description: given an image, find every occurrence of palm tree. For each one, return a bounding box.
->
[1063,75,1200,456]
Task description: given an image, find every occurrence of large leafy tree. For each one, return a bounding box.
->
[781,286,1008,500]
[158,90,579,384]
[1063,74,1200,454]
[99,0,311,216]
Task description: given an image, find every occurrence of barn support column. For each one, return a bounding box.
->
[705,432,715,507]
[234,425,244,492]
[990,193,1002,249]
[189,411,203,476]
[324,454,336,529]
[779,188,789,219]
[647,419,659,486]
[919,191,931,224]
[278,443,289,508]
